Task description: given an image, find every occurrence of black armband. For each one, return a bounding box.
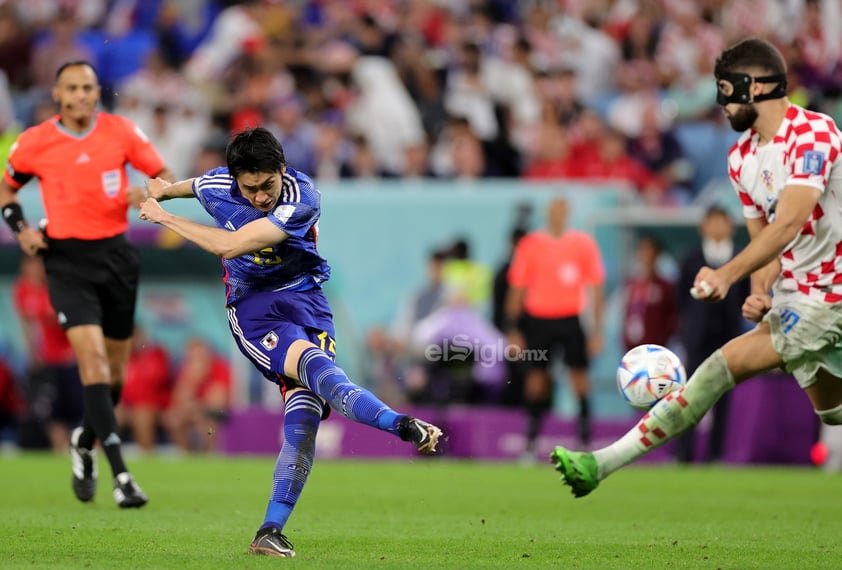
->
[2,202,26,234]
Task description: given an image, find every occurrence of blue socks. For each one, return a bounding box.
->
[262,348,406,532]
[297,347,401,433]
[262,390,323,531]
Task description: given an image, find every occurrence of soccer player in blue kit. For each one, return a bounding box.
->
[139,127,442,557]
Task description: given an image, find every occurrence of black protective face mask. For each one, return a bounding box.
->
[715,71,788,106]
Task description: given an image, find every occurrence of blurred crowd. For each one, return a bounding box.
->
[2,0,842,206]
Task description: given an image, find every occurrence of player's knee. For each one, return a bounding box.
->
[816,404,842,425]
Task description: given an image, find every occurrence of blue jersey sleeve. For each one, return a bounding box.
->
[193,166,233,215]
[266,169,320,238]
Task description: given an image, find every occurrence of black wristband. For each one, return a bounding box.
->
[2,202,26,234]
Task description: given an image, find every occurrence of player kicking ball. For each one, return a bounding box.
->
[138,127,442,556]
[551,37,842,498]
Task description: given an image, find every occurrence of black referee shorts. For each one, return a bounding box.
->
[520,313,589,370]
[42,234,139,340]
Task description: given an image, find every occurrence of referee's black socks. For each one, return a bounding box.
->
[82,383,128,476]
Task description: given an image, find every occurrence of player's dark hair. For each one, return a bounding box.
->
[55,60,98,81]
[226,127,287,179]
[714,37,787,78]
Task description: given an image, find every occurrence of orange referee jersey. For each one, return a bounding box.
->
[508,229,605,319]
[3,113,165,240]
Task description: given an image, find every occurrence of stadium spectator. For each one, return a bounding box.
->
[0,4,33,92]
[117,326,172,454]
[13,255,83,452]
[655,1,724,90]
[408,286,506,405]
[138,126,442,557]
[0,61,174,508]
[0,71,19,166]
[674,206,749,463]
[346,55,426,176]
[791,0,842,95]
[430,115,489,179]
[267,94,319,176]
[621,235,678,351]
[340,134,383,179]
[183,0,267,85]
[28,9,94,94]
[551,37,842,498]
[381,248,448,404]
[443,41,500,144]
[505,197,606,457]
[521,105,575,180]
[492,217,530,408]
[626,103,695,203]
[573,127,668,205]
[392,249,448,351]
[441,237,492,310]
[165,337,231,454]
[0,356,26,447]
[533,67,586,130]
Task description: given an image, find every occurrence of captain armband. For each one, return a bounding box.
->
[2,202,26,234]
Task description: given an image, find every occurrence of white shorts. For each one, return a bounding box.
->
[764,294,842,388]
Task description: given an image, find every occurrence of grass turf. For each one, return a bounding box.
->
[1,453,840,569]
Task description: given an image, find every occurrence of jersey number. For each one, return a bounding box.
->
[317,331,336,356]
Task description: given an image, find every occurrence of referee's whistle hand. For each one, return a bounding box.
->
[18,227,47,255]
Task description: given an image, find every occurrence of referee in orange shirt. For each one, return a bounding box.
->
[1,61,174,507]
[505,198,606,457]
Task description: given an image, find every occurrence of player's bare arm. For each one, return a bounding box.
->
[695,183,820,301]
[146,177,196,201]
[740,217,775,322]
[139,197,289,258]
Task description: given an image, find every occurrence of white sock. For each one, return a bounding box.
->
[816,403,842,425]
[593,349,735,480]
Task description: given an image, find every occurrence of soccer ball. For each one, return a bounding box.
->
[617,344,687,410]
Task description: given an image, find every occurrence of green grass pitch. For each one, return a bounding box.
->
[1,453,840,569]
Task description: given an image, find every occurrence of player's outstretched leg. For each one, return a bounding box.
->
[549,350,736,498]
[297,347,443,453]
[550,446,599,498]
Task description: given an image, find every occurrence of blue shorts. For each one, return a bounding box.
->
[226,287,336,390]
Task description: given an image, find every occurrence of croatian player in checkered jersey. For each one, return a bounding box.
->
[138,127,442,556]
[551,37,842,497]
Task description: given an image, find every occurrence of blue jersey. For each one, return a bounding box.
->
[193,166,331,304]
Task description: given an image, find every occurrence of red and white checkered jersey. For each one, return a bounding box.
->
[728,103,842,303]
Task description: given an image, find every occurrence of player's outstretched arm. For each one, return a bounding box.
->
[146,177,196,201]
[139,197,289,258]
